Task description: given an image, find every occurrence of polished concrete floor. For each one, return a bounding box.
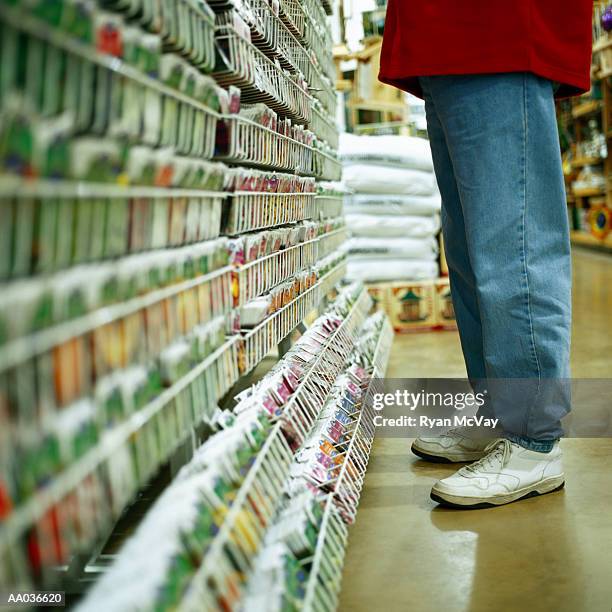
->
[339,248,612,612]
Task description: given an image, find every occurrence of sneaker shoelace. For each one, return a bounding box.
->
[460,439,512,474]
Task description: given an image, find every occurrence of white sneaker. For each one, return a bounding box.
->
[430,439,565,508]
[411,428,492,463]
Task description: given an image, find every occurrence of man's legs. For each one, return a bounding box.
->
[420,73,571,444]
[414,73,570,506]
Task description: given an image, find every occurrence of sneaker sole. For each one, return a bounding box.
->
[411,443,486,464]
[430,475,565,509]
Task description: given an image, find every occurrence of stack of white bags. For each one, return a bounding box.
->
[340,133,441,282]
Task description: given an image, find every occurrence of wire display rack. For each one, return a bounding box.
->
[301,495,349,612]
[213,19,312,124]
[240,0,337,118]
[279,288,372,446]
[234,238,320,306]
[215,115,342,180]
[278,0,335,81]
[0,181,228,281]
[318,227,349,259]
[223,190,317,234]
[0,264,232,373]
[315,318,394,523]
[319,259,348,297]
[179,419,295,611]
[215,114,314,173]
[0,0,349,600]
[176,287,371,611]
[315,194,345,221]
[317,149,343,181]
[0,6,220,162]
[311,106,341,150]
[0,336,241,574]
[160,0,217,73]
[239,279,322,374]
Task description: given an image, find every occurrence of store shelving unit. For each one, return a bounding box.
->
[77,284,392,611]
[0,0,350,602]
[560,1,612,251]
[0,1,391,609]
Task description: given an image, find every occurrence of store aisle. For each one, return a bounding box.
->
[339,248,612,612]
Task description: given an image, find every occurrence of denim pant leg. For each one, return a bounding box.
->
[419,73,571,442]
[421,82,495,424]
[421,87,487,383]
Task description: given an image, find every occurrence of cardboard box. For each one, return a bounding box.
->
[388,281,436,332]
[434,277,457,330]
[365,283,388,313]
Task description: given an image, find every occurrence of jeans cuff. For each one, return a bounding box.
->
[504,433,556,453]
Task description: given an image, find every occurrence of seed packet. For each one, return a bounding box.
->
[106,443,136,519]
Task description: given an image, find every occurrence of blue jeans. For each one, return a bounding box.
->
[419,74,571,451]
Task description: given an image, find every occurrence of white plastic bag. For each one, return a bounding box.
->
[346,193,442,216]
[346,213,440,238]
[348,236,439,260]
[346,258,439,282]
[339,133,434,172]
[343,164,437,196]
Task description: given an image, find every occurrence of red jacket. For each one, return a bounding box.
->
[379,1,593,98]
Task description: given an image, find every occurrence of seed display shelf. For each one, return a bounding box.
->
[215,0,336,118]
[301,495,349,612]
[239,279,321,376]
[316,196,344,222]
[215,113,341,179]
[222,189,316,234]
[297,315,393,611]
[0,5,338,185]
[0,182,228,283]
[311,106,341,151]
[318,227,349,259]
[0,257,237,579]
[0,0,345,599]
[0,261,232,371]
[278,288,372,447]
[317,315,393,523]
[275,0,336,83]
[76,284,372,611]
[184,289,374,611]
[0,334,241,587]
[234,237,319,306]
[238,298,389,612]
[213,17,313,124]
[0,5,221,170]
[318,256,349,298]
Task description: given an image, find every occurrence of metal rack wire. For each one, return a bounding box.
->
[179,419,295,611]
[314,318,394,523]
[278,288,372,442]
[176,287,370,611]
[311,106,341,150]
[213,19,313,123]
[223,190,317,234]
[239,279,322,374]
[215,114,342,179]
[301,496,349,612]
[316,194,345,221]
[234,238,320,306]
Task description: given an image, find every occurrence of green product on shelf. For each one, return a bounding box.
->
[0,108,34,177]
